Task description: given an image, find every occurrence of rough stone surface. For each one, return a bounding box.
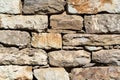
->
[0,30,30,47]
[0,15,48,32]
[92,49,120,66]
[0,65,32,80]
[23,0,66,14]
[48,50,90,67]
[71,67,120,80]
[68,0,120,14]
[63,46,83,50]
[84,46,103,51]
[31,33,62,49]
[63,34,120,46]
[85,14,120,33]
[34,68,69,80]
[51,13,83,30]
[0,0,22,14]
[0,47,47,65]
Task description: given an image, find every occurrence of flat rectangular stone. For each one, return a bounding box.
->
[92,49,120,66]
[31,33,62,49]
[0,0,22,14]
[71,67,120,80]
[68,0,120,14]
[0,15,48,32]
[0,30,30,47]
[48,50,90,67]
[63,34,120,46]
[0,47,47,65]
[0,65,32,80]
[23,0,65,14]
[34,68,69,80]
[51,13,83,30]
[85,14,120,33]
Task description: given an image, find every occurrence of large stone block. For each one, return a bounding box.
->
[70,67,120,80]
[0,15,48,32]
[0,65,32,80]
[0,30,30,47]
[92,49,120,66]
[31,33,62,49]
[23,0,66,14]
[51,13,83,30]
[48,50,90,67]
[63,34,120,46]
[67,0,120,14]
[85,14,120,33]
[0,47,47,65]
[34,68,69,80]
[0,0,22,14]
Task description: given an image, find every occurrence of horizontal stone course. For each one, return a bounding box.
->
[0,47,47,65]
[67,0,120,14]
[63,34,120,46]
[48,50,90,67]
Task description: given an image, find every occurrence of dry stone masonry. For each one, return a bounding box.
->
[0,0,120,80]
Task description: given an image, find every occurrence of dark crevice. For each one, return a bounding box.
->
[48,15,51,29]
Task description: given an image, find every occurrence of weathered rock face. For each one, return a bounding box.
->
[70,67,120,80]
[34,68,69,80]
[0,30,30,47]
[48,50,90,67]
[85,14,120,33]
[0,65,32,80]
[92,49,120,66]
[23,0,66,14]
[0,47,47,65]
[63,34,120,46]
[51,13,83,30]
[84,46,103,51]
[31,33,62,49]
[67,0,120,14]
[0,0,22,14]
[0,15,48,32]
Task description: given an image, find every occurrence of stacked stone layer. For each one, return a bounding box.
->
[0,0,120,80]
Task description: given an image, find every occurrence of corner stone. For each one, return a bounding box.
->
[48,50,90,67]
[34,68,69,80]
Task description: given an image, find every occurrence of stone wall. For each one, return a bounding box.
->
[0,0,120,80]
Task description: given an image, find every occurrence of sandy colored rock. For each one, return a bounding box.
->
[0,30,30,47]
[71,67,120,80]
[63,34,120,46]
[23,0,65,14]
[0,65,32,80]
[31,33,62,49]
[51,13,83,30]
[34,68,69,80]
[48,50,90,67]
[84,46,103,51]
[63,46,83,50]
[0,0,22,14]
[85,14,120,33]
[0,47,47,65]
[92,49,120,66]
[0,14,48,32]
[68,0,120,14]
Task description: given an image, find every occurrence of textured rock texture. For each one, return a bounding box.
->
[0,0,22,14]
[68,0,120,14]
[85,14,120,33]
[92,49,120,66]
[71,67,120,80]
[23,0,66,14]
[48,50,90,67]
[31,33,62,49]
[0,47,47,65]
[0,65,32,80]
[51,13,83,30]
[84,46,103,51]
[63,34,120,46]
[34,68,69,80]
[0,15,48,32]
[0,30,30,47]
